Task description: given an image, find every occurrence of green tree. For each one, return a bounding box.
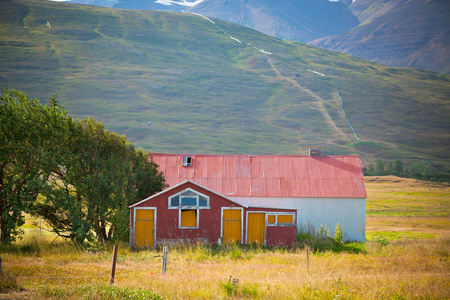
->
[0,89,69,243]
[393,159,403,176]
[112,147,166,242]
[36,118,165,244]
[375,159,385,175]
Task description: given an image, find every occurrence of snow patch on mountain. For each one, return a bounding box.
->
[154,0,204,7]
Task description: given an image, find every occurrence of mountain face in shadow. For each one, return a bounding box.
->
[187,0,359,43]
[310,0,450,74]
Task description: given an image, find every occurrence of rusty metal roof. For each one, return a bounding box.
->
[151,153,367,198]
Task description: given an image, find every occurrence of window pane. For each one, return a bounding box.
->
[182,156,192,166]
[181,210,197,227]
[268,215,276,224]
[277,215,293,224]
[170,195,179,207]
[199,195,208,207]
[181,190,197,197]
[181,197,197,206]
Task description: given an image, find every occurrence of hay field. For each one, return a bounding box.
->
[0,176,449,299]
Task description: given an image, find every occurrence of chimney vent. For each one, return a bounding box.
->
[308,146,325,157]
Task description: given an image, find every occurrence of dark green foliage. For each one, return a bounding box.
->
[0,89,69,243]
[0,239,41,255]
[35,118,165,244]
[1,89,165,244]
[375,159,385,175]
[363,159,450,183]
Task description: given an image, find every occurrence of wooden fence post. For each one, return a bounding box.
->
[110,245,118,285]
[161,246,168,274]
[307,248,309,275]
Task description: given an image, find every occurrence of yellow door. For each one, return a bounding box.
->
[247,213,265,244]
[222,209,242,243]
[180,209,197,227]
[135,209,155,248]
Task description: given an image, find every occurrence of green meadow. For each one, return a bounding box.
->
[0,0,449,171]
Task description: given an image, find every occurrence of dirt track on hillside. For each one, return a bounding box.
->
[267,57,349,141]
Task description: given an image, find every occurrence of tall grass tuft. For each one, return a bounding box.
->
[221,280,238,297]
[41,284,163,300]
[0,272,23,293]
[228,243,243,260]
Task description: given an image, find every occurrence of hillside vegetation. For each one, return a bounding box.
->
[1,0,449,170]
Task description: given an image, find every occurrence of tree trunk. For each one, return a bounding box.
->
[100,220,107,242]
[0,220,10,243]
[107,226,114,241]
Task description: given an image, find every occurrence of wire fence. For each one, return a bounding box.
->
[5,245,168,284]
[16,271,160,280]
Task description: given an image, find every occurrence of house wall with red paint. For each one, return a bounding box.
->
[130,181,297,247]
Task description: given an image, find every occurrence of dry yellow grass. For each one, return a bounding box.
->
[365,176,450,239]
[0,176,449,299]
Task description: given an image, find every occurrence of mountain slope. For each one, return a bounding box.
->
[113,0,203,12]
[187,0,359,43]
[1,0,449,170]
[48,0,359,43]
[44,0,204,12]
[310,0,450,74]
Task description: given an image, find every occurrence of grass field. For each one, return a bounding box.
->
[0,176,449,299]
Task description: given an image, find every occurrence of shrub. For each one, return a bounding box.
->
[334,222,344,246]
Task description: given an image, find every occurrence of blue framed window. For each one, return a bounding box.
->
[168,188,210,209]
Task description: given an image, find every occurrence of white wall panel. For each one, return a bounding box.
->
[232,197,366,242]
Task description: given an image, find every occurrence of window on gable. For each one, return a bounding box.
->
[170,195,180,207]
[169,188,210,229]
[266,213,295,226]
[169,189,210,209]
[199,195,208,207]
[181,197,197,206]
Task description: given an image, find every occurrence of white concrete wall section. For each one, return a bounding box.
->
[231,197,366,242]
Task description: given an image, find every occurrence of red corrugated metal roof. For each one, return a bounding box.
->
[151,153,367,198]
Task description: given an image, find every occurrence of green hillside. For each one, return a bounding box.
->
[1,0,449,170]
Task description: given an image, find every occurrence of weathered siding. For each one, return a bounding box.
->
[131,182,242,246]
[130,181,298,247]
[232,197,366,242]
[245,207,297,246]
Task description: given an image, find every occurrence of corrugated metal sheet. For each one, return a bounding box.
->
[151,153,367,198]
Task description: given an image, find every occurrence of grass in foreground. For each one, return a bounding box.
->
[1,234,449,299]
[0,176,449,299]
